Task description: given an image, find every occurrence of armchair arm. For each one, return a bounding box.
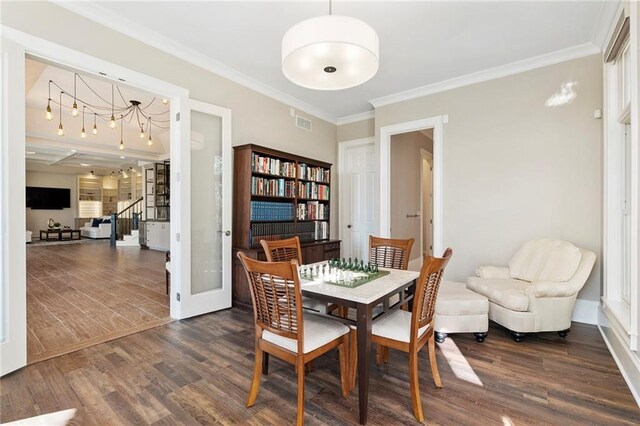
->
[476,265,510,279]
[526,249,597,299]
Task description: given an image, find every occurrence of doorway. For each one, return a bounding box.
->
[379,115,445,260]
[1,29,233,376]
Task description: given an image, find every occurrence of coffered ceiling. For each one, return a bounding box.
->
[58,1,611,121]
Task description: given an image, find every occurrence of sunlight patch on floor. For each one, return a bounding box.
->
[438,338,483,386]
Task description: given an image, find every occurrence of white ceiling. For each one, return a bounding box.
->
[68,0,608,120]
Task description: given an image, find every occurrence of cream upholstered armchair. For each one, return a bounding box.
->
[466,239,596,342]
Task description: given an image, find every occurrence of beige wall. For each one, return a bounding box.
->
[337,118,375,142]
[26,171,77,237]
[376,54,603,301]
[1,1,339,237]
[390,131,432,261]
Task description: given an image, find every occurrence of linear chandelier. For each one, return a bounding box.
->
[45,73,169,151]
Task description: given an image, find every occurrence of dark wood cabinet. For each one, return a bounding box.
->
[232,144,340,309]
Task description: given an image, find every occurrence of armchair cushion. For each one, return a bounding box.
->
[466,277,531,312]
[476,265,510,279]
[509,239,582,282]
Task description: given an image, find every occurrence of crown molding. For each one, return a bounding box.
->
[50,1,339,125]
[26,134,164,161]
[336,110,375,126]
[592,0,624,51]
[369,42,601,109]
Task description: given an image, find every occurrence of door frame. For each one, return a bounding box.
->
[419,148,433,258]
[338,136,375,257]
[379,115,445,256]
[1,27,191,375]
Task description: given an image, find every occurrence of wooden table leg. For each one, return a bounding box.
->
[356,303,372,425]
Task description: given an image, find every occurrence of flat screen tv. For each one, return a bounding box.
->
[26,186,71,210]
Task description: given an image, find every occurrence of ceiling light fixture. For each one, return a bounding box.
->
[44,73,169,149]
[26,151,36,155]
[119,115,125,150]
[282,0,379,90]
[81,163,91,167]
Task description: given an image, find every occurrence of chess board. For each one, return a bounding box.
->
[300,270,390,288]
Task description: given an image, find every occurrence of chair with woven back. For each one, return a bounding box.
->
[260,236,303,264]
[371,248,453,422]
[237,252,350,426]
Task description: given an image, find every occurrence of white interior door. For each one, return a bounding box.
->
[0,37,27,376]
[173,99,232,318]
[339,138,376,262]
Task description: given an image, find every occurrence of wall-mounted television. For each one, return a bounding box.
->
[26,186,71,210]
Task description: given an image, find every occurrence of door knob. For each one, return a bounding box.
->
[347,224,352,228]
[218,230,231,236]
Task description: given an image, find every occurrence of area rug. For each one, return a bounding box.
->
[28,238,108,247]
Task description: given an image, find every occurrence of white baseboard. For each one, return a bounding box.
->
[598,305,640,408]
[572,298,598,325]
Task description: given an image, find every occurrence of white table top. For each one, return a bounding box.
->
[301,266,420,305]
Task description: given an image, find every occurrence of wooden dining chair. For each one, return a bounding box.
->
[369,235,415,270]
[348,235,416,389]
[237,252,350,426]
[371,248,453,422]
[260,236,303,263]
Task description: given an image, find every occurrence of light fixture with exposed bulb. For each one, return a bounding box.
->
[57,123,64,137]
[92,113,98,134]
[45,101,52,120]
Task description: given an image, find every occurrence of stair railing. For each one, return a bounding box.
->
[110,197,144,247]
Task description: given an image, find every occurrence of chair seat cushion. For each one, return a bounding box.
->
[436,281,489,316]
[372,310,429,343]
[262,314,349,354]
[466,277,531,312]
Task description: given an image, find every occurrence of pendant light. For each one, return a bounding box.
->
[282,0,379,90]
[119,115,124,150]
[45,80,53,120]
[109,85,116,128]
[71,74,79,117]
[147,118,153,146]
[81,106,87,138]
[57,91,64,136]
[92,113,98,135]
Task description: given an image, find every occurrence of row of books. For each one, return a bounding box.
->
[297,221,329,241]
[251,201,295,221]
[251,177,296,198]
[249,222,296,246]
[298,182,329,200]
[297,201,329,220]
[249,221,329,246]
[252,153,296,177]
[298,163,330,183]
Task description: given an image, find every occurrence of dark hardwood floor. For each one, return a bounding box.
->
[2,309,638,425]
[26,241,171,364]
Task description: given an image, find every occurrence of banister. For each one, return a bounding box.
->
[110,197,144,246]
[116,197,144,217]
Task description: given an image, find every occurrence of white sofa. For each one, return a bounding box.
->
[466,239,596,341]
[80,219,112,239]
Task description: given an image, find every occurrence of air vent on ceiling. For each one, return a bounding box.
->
[296,115,312,132]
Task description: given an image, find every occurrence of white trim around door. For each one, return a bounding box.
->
[378,115,445,256]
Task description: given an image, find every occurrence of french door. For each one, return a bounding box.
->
[171,99,233,319]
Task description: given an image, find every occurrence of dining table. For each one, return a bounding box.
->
[300,262,420,425]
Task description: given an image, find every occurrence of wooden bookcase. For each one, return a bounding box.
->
[232,144,341,309]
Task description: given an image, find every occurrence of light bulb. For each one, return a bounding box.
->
[92,124,98,135]
[72,102,79,117]
[119,140,124,150]
[147,138,153,146]
[45,103,52,120]
[162,98,168,104]
[81,128,86,138]
[110,115,116,128]
[140,130,145,139]
[57,123,64,137]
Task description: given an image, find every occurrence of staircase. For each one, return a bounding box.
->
[110,197,144,247]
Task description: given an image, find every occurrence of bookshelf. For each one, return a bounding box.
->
[232,144,340,309]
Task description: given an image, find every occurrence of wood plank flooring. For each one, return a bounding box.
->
[26,241,171,364]
[3,308,639,425]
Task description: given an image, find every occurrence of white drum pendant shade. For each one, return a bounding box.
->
[282,15,379,90]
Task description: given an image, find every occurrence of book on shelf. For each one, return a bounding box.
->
[297,201,328,220]
[251,201,295,221]
[298,163,330,183]
[249,221,295,246]
[251,153,296,177]
[251,177,296,197]
[297,182,329,200]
